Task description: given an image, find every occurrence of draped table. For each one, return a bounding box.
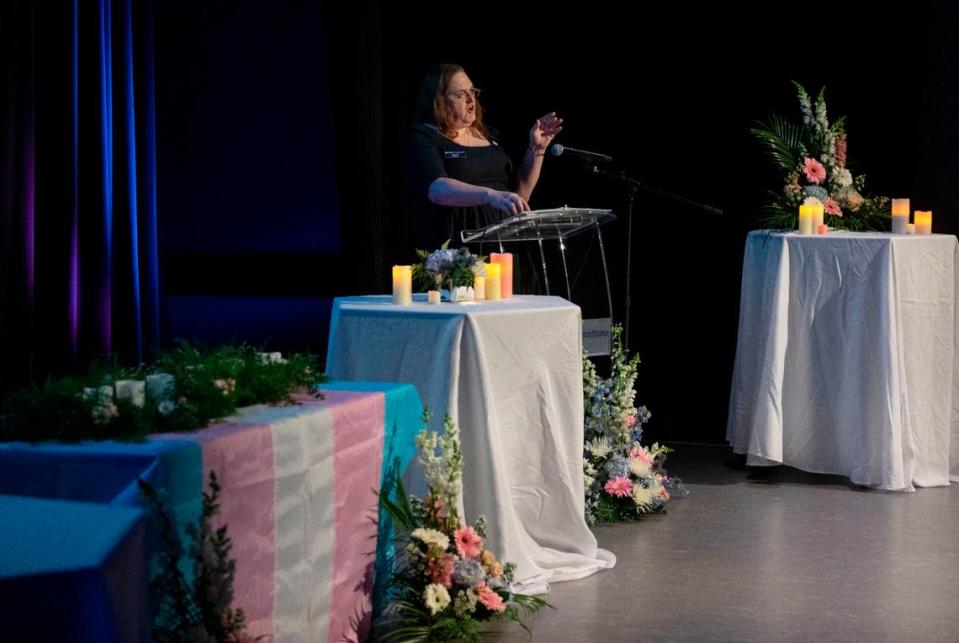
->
[727,230,959,491]
[325,294,614,594]
[0,381,423,642]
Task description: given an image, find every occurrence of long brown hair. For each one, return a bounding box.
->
[412,63,488,140]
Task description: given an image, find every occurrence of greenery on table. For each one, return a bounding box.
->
[0,342,326,443]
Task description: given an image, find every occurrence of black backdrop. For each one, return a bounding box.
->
[151,1,957,442]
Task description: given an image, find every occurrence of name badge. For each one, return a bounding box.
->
[444,150,467,159]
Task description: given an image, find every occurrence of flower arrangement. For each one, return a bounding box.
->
[0,342,326,443]
[375,411,547,642]
[139,470,254,643]
[751,82,890,230]
[583,325,684,525]
[412,241,486,295]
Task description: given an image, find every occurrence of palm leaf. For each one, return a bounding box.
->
[750,114,803,171]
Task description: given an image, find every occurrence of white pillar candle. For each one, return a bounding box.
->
[798,205,814,235]
[906,223,916,234]
[891,198,910,233]
[428,290,440,304]
[914,210,933,235]
[811,203,824,230]
[392,265,412,305]
[485,263,502,300]
[474,276,485,300]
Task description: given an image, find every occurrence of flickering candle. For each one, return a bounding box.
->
[812,203,824,230]
[392,265,412,305]
[891,198,910,234]
[798,205,814,235]
[906,223,916,234]
[485,263,502,300]
[474,276,485,300]
[914,210,933,235]
[490,252,513,298]
[428,290,440,304]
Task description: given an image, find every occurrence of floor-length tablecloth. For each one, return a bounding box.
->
[727,231,959,490]
[326,295,615,593]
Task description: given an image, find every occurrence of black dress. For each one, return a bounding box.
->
[404,123,514,252]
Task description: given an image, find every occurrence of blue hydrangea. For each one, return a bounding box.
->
[605,453,629,479]
[453,557,485,586]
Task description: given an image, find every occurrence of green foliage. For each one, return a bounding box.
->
[0,343,327,443]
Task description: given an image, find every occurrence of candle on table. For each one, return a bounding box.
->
[428,290,440,304]
[474,275,485,300]
[891,198,910,234]
[811,203,824,230]
[490,252,513,298]
[798,205,814,235]
[914,210,933,235]
[392,265,412,305]
[485,263,502,300]
[906,223,916,234]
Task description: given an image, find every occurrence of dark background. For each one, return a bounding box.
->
[111,1,959,442]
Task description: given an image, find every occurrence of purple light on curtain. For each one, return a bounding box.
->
[98,0,114,355]
[69,0,80,363]
[122,0,142,362]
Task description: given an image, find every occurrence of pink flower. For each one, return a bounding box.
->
[835,137,847,167]
[428,553,455,588]
[824,197,842,217]
[454,525,483,559]
[629,446,654,466]
[604,476,633,498]
[475,583,506,612]
[802,157,827,184]
[626,413,637,428]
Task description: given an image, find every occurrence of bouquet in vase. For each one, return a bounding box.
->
[375,412,547,642]
[751,82,890,230]
[412,241,485,301]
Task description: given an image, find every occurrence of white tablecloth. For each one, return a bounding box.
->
[727,230,959,491]
[325,295,614,592]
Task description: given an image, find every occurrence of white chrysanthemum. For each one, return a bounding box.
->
[424,583,451,615]
[632,483,658,508]
[586,437,613,459]
[803,196,823,206]
[411,528,450,551]
[835,168,853,188]
[629,456,652,478]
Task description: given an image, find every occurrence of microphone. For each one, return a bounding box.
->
[550,143,613,163]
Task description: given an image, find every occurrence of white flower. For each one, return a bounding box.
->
[629,456,652,478]
[424,583,451,615]
[411,528,450,551]
[157,400,176,416]
[802,196,823,206]
[835,168,853,188]
[632,483,657,507]
[585,437,613,459]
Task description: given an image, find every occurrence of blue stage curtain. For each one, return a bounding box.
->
[0,0,160,388]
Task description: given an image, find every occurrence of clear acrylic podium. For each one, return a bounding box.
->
[460,206,616,326]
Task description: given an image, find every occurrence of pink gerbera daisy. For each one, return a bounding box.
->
[803,157,827,184]
[454,525,483,559]
[475,583,506,612]
[824,197,842,217]
[604,476,634,498]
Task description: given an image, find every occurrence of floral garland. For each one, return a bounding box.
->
[751,82,890,230]
[583,325,685,525]
[375,412,547,642]
[0,342,326,443]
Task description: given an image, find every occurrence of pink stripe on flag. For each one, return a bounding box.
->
[326,390,386,643]
[161,422,277,640]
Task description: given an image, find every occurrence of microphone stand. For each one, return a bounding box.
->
[577,160,723,351]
